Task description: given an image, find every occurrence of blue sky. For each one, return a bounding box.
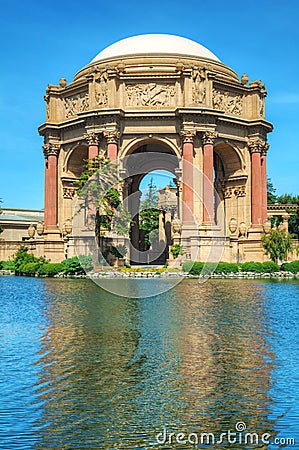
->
[0,0,298,209]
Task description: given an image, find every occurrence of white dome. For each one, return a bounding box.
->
[90,34,220,63]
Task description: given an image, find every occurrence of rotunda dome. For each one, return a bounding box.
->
[90,34,220,63]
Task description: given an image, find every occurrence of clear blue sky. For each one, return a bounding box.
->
[0,0,298,209]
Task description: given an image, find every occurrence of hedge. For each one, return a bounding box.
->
[37,263,64,277]
[182,261,280,275]
[281,260,299,274]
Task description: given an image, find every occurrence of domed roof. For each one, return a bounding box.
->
[90,34,220,63]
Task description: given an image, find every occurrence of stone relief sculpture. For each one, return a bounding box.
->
[64,93,89,118]
[212,89,243,116]
[259,95,265,117]
[125,83,175,107]
[95,70,108,105]
[192,67,206,104]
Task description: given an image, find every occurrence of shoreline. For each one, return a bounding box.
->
[1,269,298,280]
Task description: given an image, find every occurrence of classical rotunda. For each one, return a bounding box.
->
[38,34,273,264]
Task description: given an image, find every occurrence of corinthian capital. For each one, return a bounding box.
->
[42,143,60,158]
[84,132,99,146]
[104,129,121,144]
[181,129,196,143]
[201,130,218,145]
[247,137,266,154]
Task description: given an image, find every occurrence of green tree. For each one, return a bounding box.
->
[139,178,159,247]
[276,193,299,239]
[267,177,277,204]
[74,154,131,240]
[262,228,293,263]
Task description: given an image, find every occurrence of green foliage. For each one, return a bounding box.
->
[20,262,41,275]
[170,244,183,259]
[109,244,127,259]
[13,246,46,274]
[139,178,159,247]
[214,262,239,274]
[281,260,299,273]
[1,260,15,270]
[241,261,279,273]
[38,263,64,277]
[276,194,299,239]
[267,178,277,205]
[260,261,280,272]
[262,228,293,263]
[62,255,93,274]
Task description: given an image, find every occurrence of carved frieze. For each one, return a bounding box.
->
[63,93,89,119]
[212,88,243,116]
[192,67,206,104]
[125,83,175,107]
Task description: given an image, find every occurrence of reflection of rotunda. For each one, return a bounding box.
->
[38,34,273,263]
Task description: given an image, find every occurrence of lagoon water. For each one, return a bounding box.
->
[0,276,298,449]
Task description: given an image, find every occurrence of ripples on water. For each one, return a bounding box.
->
[0,276,298,449]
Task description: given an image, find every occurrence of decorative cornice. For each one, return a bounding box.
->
[104,129,121,144]
[181,129,196,143]
[202,130,218,145]
[84,132,99,146]
[42,143,60,158]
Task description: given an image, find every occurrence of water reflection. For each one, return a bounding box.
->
[1,277,298,449]
[32,279,277,448]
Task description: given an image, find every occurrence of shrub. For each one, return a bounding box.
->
[62,255,93,274]
[260,261,279,273]
[20,262,41,275]
[214,262,239,274]
[241,262,263,273]
[281,260,299,273]
[2,260,15,270]
[37,263,64,277]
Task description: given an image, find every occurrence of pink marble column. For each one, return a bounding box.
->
[261,143,269,223]
[181,130,196,223]
[202,131,218,224]
[104,129,120,162]
[249,139,263,225]
[43,143,60,228]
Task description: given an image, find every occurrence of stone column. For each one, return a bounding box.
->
[104,129,120,162]
[43,143,60,228]
[84,132,99,160]
[202,130,218,224]
[248,138,263,226]
[181,130,196,223]
[261,143,269,223]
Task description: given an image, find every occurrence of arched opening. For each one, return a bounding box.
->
[66,145,88,177]
[213,142,244,227]
[121,141,180,265]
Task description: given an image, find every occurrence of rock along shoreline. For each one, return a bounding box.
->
[1,269,298,280]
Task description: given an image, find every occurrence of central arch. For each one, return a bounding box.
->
[121,139,180,265]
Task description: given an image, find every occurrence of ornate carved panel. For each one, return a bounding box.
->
[212,88,243,116]
[95,70,108,106]
[192,67,206,104]
[63,93,89,119]
[125,83,175,107]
